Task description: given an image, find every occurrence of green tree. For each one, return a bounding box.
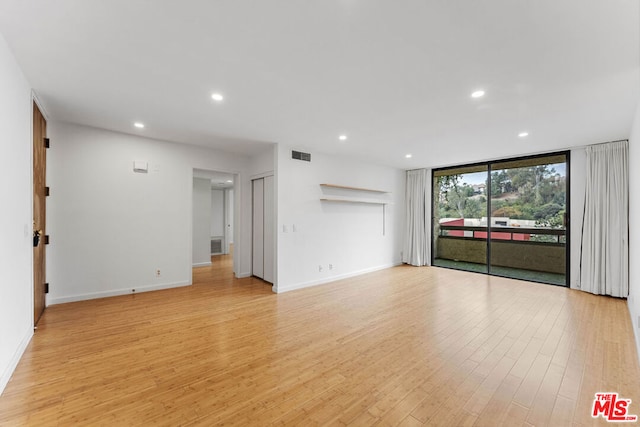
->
[435,175,486,219]
[489,170,509,196]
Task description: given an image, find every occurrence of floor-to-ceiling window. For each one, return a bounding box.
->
[432,152,569,286]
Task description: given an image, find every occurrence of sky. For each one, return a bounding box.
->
[459,162,566,186]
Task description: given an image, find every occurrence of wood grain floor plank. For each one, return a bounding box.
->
[397,415,424,427]
[0,259,638,426]
[525,361,565,426]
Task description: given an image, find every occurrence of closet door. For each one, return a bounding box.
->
[263,175,275,283]
[252,178,265,279]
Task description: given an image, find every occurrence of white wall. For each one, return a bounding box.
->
[249,146,276,178]
[210,189,224,237]
[47,121,251,303]
[192,178,212,266]
[0,34,34,394]
[276,144,405,293]
[628,102,640,360]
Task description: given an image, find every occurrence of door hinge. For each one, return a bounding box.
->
[45,186,50,197]
[44,235,50,245]
[44,283,49,294]
[44,138,50,148]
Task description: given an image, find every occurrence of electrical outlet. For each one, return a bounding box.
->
[318,265,323,272]
[329,264,333,270]
[156,269,161,277]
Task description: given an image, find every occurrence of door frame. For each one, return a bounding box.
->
[32,94,48,326]
[189,168,241,283]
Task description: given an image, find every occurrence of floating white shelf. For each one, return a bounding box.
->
[319,183,389,194]
[320,197,388,205]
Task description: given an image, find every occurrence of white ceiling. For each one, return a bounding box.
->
[1,1,638,169]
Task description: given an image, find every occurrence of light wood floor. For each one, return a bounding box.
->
[1,257,639,426]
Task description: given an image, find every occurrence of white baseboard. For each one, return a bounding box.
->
[48,281,191,305]
[192,261,212,267]
[236,272,251,278]
[275,263,401,294]
[0,327,33,396]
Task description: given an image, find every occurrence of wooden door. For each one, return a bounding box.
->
[252,178,264,279]
[33,102,47,325]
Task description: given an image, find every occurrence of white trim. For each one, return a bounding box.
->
[191,168,243,287]
[0,328,33,396]
[275,263,401,293]
[250,171,274,181]
[236,271,251,278]
[192,261,212,267]
[188,168,194,291]
[628,301,640,364]
[28,93,35,314]
[48,281,191,305]
[31,90,50,121]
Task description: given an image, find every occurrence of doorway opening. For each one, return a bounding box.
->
[192,169,237,279]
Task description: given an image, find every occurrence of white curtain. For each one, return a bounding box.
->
[579,140,629,297]
[402,169,430,266]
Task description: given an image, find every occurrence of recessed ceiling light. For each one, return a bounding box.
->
[339,135,347,141]
[471,90,485,98]
[134,122,144,129]
[226,180,233,183]
[405,154,413,158]
[518,132,529,138]
[211,93,224,102]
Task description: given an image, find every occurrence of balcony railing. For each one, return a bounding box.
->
[438,224,566,245]
[435,224,566,275]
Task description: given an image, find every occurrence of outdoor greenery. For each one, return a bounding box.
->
[436,174,486,219]
[433,161,567,282]
[435,163,566,230]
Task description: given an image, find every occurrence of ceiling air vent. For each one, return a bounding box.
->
[292,150,311,162]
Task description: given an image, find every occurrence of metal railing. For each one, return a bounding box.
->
[438,224,566,244]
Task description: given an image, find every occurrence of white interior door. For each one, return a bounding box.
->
[263,175,275,283]
[224,189,234,254]
[252,178,264,279]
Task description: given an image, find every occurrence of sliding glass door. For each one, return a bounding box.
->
[433,165,489,274]
[432,152,569,286]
